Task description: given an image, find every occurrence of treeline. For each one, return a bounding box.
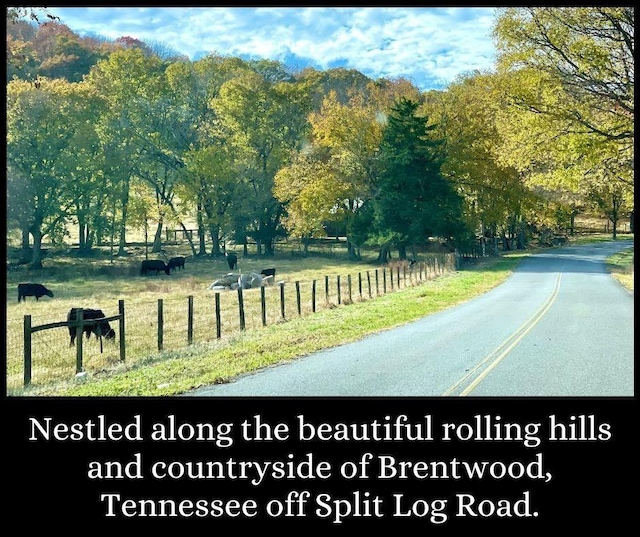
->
[6,8,634,269]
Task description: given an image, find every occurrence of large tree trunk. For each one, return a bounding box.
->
[197,201,207,255]
[346,239,360,260]
[29,224,44,269]
[78,218,86,251]
[376,244,391,264]
[117,179,129,256]
[21,227,30,259]
[152,219,164,253]
[209,224,223,257]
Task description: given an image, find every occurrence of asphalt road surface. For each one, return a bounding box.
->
[186,241,634,397]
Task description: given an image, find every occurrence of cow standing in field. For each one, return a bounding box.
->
[141,259,170,275]
[226,252,238,270]
[168,256,186,272]
[67,308,116,346]
[18,283,54,302]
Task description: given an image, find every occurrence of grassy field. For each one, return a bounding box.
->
[5,234,633,397]
[605,247,634,292]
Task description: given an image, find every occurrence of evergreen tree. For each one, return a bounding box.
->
[373,98,467,258]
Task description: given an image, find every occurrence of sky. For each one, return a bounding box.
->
[43,6,499,91]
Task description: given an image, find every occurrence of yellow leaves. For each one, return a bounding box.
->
[274,155,353,239]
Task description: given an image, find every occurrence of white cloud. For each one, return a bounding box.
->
[47,6,497,90]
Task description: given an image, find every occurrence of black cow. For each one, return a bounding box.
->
[141,259,170,275]
[260,268,276,279]
[18,283,54,303]
[67,308,116,346]
[167,256,186,272]
[226,252,238,270]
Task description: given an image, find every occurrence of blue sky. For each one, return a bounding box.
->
[45,6,499,91]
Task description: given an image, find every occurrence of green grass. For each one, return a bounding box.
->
[7,234,632,397]
[6,247,453,393]
[605,246,634,292]
[7,250,516,396]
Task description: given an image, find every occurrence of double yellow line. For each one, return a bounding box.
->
[442,270,563,396]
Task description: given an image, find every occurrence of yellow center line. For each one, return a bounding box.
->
[442,270,563,396]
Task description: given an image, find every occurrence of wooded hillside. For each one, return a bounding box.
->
[6,7,634,269]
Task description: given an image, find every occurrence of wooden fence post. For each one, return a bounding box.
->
[279,282,286,319]
[312,280,317,313]
[158,299,164,351]
[215,293,221,339]
[383,269,387,293]
[358,273,362,298]
[337,275,341,304]
[118,299,125,362]
[76,308,84,373]
[367,271,372,298]
[261,287,267,326]
[375,269,379,295]
[347,275,352,302]
[237,288,246,330]
[295,281,301,315]
[23,315,32,387]
[188,295,194,344]
[324,275,329,303]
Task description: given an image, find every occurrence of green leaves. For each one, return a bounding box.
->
[374,97,467,249]
[492,7,634,230]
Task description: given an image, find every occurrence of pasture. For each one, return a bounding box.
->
[7,233,632,397]
[6,244,456,394]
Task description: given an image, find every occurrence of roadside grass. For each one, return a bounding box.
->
[6,248,453,393]
[605,247,634,292]
[7,234,632,397]
[9,254,521,397]
[569,233,634,292]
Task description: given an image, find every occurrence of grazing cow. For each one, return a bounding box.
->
[18,283,54,303]
[67,308,116,346]
[168,256,186,272]
[260,268,276,279]
[141,259,170,275]
[226,252,238,270]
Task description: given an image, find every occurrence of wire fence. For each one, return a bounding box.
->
[6,254,457,391]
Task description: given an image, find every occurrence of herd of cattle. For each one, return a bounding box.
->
[14,253,277,347]
[140,256,185,275]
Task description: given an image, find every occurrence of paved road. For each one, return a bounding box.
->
[186,241,634,397]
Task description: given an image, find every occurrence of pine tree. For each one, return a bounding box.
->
[373,98,467,258]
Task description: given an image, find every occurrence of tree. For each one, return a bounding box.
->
[55,82,110,253]
[38,32,104,82]
[6,77,98,267]
[180,145,240,256]
[86,47,188,255]
[6,7,59,24]
[274,147,353,254]
[275,78,425,260]
[492,7,634,236]
[305,89,383,259]
[166,54,247,256]
[423,71,543,251]
[373,98,468,259]
[213,67,310,255]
